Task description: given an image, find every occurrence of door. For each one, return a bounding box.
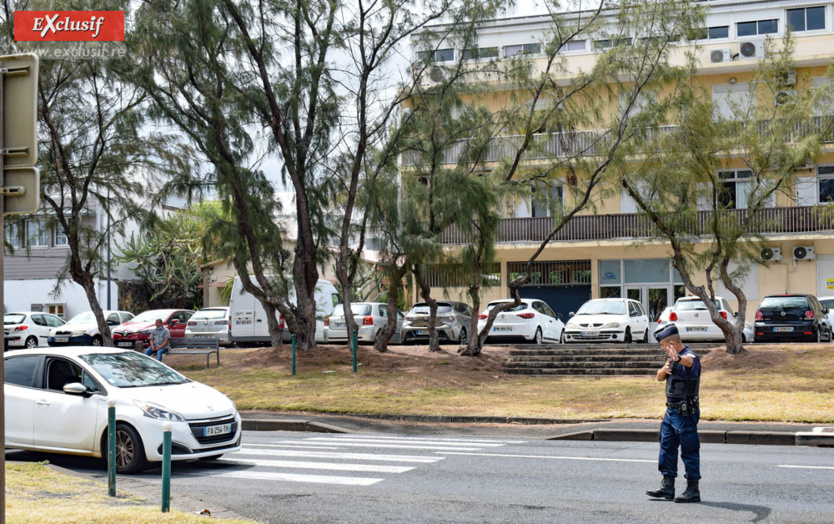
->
[4,355,41,446]
[533,301,558,341]
[30,314,50,346]
[230,279,256,339]
[626,286,670,322]
[33,357,101,451]
[167,311,192,338]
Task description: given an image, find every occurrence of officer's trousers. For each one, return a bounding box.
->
[658,407,700,480]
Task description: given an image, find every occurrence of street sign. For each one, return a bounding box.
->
[0,53,39,168]
[3,166,40,215]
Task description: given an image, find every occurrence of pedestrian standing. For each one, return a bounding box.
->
[145,318,171,361]
[646,323,702,503]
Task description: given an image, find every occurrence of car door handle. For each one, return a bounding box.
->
[36,399,50,406]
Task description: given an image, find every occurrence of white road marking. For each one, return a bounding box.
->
[305,437,506,448]
[287,441,483,451]
[247,442,341,450]
[235,448,444,463]
[314,435,525,444]
[223,458,414,473]
[439,451,655,463]
[216,470,383,486]
[778,465,834,470]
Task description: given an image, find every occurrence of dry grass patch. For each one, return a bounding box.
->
[167,343,834,423]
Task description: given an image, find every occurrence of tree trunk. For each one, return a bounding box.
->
[78,273,112,347]
[263,302,284,349]
[335,261,358,349]
[413,265,440,352]
[292,252,319,351]
[461,282,482,356]
[374,264,408,353]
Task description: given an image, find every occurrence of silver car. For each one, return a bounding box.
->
[184,307,231,346]
[401,301,473,345]
[324,303,403,344]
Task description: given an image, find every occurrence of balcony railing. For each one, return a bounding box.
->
[441,206,834,244]
[402,116,834,167]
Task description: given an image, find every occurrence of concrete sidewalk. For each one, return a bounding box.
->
[240,411,834,447]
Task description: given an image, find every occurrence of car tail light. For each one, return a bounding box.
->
[363,316,373,325]
[805,310,815,319]
[279,315,285,330]
[228,316,232,329]
[478,313,488,320]
[719,311,727,320]
[440,315,455,323]
[669,312,678,321]
[755,310,763,321]
[14,325,28,332]
[324,317,329,327]
[214,320,227,325]
[187,321,197,326]
[517,312,535,319]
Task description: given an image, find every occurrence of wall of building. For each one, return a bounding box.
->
[4,278,119,320]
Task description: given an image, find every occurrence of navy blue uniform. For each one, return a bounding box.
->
[659,346,701,481]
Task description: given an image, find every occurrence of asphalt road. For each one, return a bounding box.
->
[14,430,834,523]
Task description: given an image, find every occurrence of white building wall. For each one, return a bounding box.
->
[4,278,119,320]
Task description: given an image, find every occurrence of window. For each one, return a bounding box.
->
[43,314,64,328]
[417,48,454,62]
[594,38,632,50]
[564,40,586,52]
[463,47,499,60]
[713,82,754,121]
[708,26,729,39]
[531,182,564,218]
[31,314,47,327]
[737,19,778,37]
[45,358,83,391]
[54,227,68,247]
[4,356,40,387]
[504,43,541,58]
[718,170,753,209]
[787,6,825,32]
[26,219,49,247]
[5,222,20,248]
[818,165,834,203]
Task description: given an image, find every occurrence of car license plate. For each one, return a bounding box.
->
[55,337,69,343]
[686,327,708,332]
[773,327,794,332]
[493,327,512,332]
[416,330,428,336]
[581,331,599,336]
[335,322,344,328]
[204,424,232,437]
[117,341,134,347]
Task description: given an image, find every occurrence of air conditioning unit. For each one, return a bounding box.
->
[793,245,815,261]
[775,90,797,106]
[778,70,797,86]
[709,48,732,63]
[760,247,782,262]
[428,67,445,84]
[739,40,765,60]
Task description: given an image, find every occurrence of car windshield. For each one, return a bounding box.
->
[411,303,453,315]
[759,297,809,310]
[576,301,626,315]
[675,300,719,311]
[4,314,26,325]
[486,302,527,312]
[331,304,373,318]
[192,309,227,320]
[130,310,169,323]
[68,312,98,324]
[81,352,189,387]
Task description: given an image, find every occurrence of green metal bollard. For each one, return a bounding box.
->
[352,329,358,373]
[107,401,116,497]
[161,422,172,512]
[291,334,296,376]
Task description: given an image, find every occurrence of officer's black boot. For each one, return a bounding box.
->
[674,480,700,503]
[646,476,675,500]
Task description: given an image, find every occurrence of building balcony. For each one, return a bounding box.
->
[441,206,834,245]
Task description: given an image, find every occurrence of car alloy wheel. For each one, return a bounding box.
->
[458,328,467,345]
[643,329,649,343]
[624,328,632,344]
[114,423,148,474]
[92,335,103,346]
[25,336,37,349]
[534,328,543,345]
[559,331,565,344]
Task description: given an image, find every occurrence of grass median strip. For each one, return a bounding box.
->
[169,343,834,424]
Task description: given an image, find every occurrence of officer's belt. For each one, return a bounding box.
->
[666,397,699,411]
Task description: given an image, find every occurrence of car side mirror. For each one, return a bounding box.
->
[556,313,562,320]
[569,312,575,317]
[170,319,180,325]
[107,320,118,326]
[63,382,90,396]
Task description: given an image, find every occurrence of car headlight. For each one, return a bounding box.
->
[134,400,185,422]
[139,328,153,335]
[602,322,621,329]
[566,322,579,329]
[71,330,87,336]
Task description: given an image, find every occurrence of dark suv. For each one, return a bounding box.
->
[754,294,832,343]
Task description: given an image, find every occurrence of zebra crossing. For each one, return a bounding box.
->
[196,434,524,487]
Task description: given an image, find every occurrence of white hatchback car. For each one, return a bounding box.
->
[671,296,754,342]
[477,298,565,344]
[5,312,66,349]
[324,303,403,344]
[4,347,241,473]
[563,298,650,343]
[185,307,231,346]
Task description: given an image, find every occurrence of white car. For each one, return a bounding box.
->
[670,296,754,342]
[325,303,403,344]
[4,347,242,473]
[818,296,834,327]
[563,298,650,343]
[4,312,66,349]
[477,298,565,344]
[185,307,231,346]
[48,311,134,347]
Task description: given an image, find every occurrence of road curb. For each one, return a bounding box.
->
[549,428,803,446]
[241,418,350,433]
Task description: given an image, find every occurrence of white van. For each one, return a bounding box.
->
[228,276,339,344]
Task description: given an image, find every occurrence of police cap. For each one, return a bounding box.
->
[654,323,679,342]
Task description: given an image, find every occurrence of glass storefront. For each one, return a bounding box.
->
[599,259,685,321]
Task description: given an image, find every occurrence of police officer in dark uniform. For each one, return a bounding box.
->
[646,324,701,503]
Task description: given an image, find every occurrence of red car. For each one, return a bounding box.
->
[111,309,194,350]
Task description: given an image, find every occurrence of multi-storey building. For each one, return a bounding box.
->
[407,0,834,322]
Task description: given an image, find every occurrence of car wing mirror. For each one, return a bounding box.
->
[569,312,575,317]
[556,313,562,320]
[63,382,90,396]
[170,319,180,325]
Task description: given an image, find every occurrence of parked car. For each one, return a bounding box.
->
[563,298,650,343]
[669,296,754,343]
[818,296,834,327]
[4,312,66,349]
[4,346,241,473]
[111,309,194,350]
[47,311,134,347]
[401,301,473,344]
[477,298,565,344]
[185,307,231,346]
[754,294,832,343]
[324,303,403,344]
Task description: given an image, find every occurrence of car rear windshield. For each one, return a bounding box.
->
[576,301,626,315]
[759,296,809,310]
[411,303,453,315]
[331,304,373,318]
[676,300,719,311]
[81,352,189,387]
[486,302,527,312]
[192,309,228,320]
[130,310,170,323]
[4,314,26,325]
